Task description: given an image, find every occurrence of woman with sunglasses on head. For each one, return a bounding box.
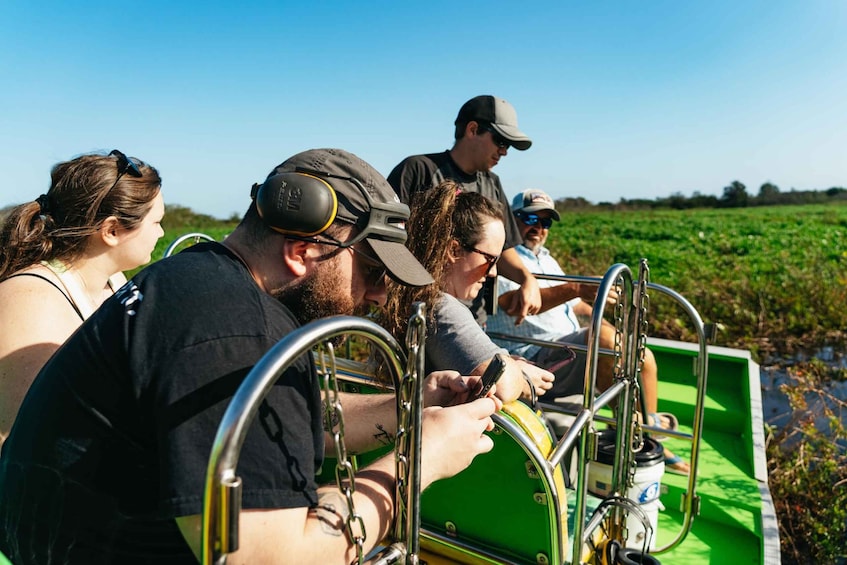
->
[0,150,165,448]
[382,180,555,404]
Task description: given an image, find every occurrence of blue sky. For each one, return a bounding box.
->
[1,1,845,219]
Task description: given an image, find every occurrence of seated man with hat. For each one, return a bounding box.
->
[487,188,690,475]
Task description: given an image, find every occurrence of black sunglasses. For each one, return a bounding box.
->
[464,245,500,274]
[107,149,143,193]
[516,211,554,229]
[478,125,510,150]
[349,244,387,287]
[285,233,388,287]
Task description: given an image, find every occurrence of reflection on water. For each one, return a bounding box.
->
[760,346,847,432]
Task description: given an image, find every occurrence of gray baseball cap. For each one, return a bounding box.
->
[269,148,434,287]
[511,189,561,221]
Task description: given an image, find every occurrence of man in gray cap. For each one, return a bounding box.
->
[388,95,541,326]
[0,148,501,563]
[486,188,689,475]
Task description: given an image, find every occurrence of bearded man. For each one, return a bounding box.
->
[0,149,499,564]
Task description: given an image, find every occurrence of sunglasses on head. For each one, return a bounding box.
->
[515,211,554,229]
[107,149,143,193]
[90,149,143,217]
[478,124,510,150]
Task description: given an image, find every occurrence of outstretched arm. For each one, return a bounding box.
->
[498,281,600,315]
[322,371,481,455]
[495,247,541,324]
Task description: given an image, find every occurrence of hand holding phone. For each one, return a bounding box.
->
[470,353,507,400]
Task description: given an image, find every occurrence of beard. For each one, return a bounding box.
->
[523,229,547,254]
[271,259,357,325]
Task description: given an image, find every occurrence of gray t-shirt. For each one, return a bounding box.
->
[426,292,507,375]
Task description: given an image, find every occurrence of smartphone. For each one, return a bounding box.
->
[546,346,577,374]
[471,353,508,400]
[481,276,497,316]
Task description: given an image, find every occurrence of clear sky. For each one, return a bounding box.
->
[2,1,845,219]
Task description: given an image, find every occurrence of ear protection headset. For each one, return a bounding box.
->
[251,168,411,246]
[250,171,340,237]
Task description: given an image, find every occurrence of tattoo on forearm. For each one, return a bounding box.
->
[314,491,348,536]
[373,423,395,446]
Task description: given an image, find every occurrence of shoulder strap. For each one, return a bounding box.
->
[51,269,97,320]
[5,272,86,321]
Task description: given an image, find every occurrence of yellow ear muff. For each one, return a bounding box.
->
[252,172,339,236]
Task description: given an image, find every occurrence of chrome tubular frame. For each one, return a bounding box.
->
[201,315,416,564]
[199,258,711,564]
[490,260,711,561]
[163,232,216,258]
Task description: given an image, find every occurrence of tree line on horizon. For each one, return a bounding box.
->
[3,181,846,223]
[556,181,847,211]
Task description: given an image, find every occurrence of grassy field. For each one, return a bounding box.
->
[149,202,847,357]
[545,203,847,357]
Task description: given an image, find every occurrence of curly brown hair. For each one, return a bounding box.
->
[381,180,504,340]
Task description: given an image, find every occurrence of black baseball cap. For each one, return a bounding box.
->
[455,95,532,150]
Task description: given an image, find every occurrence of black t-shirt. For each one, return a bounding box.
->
[387,150,522,325]
[0,242,323,564]
[387,150,521,248]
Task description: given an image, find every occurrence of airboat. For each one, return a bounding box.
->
[191,240,779,565]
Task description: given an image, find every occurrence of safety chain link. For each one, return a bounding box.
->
[612,275,625,381]
[636,261,651,387]
[632,261,651,456]
[393,312,423,540]
[316,342,367,564]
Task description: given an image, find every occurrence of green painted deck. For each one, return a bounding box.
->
[329,338,780,564]
[636,339,778,564]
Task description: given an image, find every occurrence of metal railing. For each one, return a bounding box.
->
[201,309,426,564]
[488,260,711,560]
[200,259,710,564]
[163,232,216,258]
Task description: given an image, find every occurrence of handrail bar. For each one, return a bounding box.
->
[567,263,635,565]
[490,268,710,558]
[201,316,408,564]
[163,232,216,258]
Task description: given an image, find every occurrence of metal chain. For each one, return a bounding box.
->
[637,261,651,382]
[393,315,420,540]
[613,275,625,380]
[316,342,367,564]
[610,273,638,542]
[632,261,651,454]
[394,307,426,555]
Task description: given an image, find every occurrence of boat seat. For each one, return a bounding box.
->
[418,400,569,564]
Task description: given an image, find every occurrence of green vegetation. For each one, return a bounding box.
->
[543,202,847,562]
[766,359,847,564]
[127,205,240,278]
[546,203,847,356]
